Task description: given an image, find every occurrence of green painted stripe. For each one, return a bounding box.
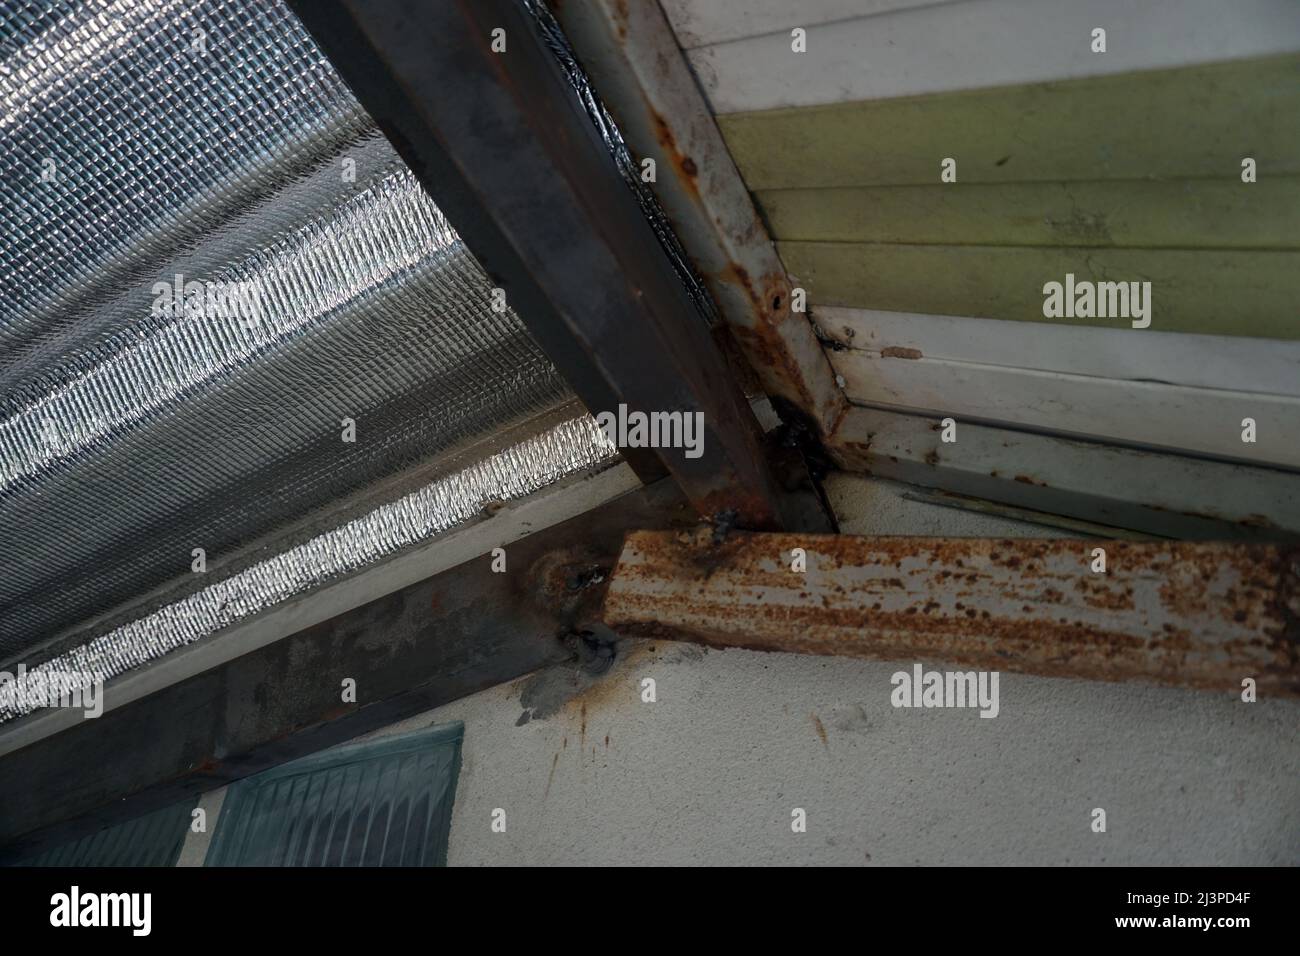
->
[758,179,1300,249]
[722,55,1300,188]
[779,242,1300,338]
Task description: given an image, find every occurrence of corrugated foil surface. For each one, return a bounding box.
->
[0,0,624,721]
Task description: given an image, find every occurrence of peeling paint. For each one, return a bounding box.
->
[811,713,829,749]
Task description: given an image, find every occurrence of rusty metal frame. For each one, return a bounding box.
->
[287,0,800,530]
[549,0,849,438]
[603,529,1300,696]
[11,0,1297,862]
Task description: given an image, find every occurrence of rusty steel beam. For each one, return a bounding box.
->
[602,530,1300,695]
[287,0,790,529]
[551,0,848,438]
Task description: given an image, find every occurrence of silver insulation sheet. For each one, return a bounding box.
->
[0,0,622,720]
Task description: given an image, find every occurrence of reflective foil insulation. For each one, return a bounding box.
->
[0,0,700,721]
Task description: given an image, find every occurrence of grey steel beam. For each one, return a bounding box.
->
[0,478,698,860]
[286,0,791,529]
[602,529,1300,696]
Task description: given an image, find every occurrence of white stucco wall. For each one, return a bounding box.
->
[180,473,1300,865]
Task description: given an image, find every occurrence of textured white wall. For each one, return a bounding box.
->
[337,474,1300,866]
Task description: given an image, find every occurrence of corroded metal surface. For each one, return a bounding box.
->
[552,0,848,438]
[603,529,1300,695]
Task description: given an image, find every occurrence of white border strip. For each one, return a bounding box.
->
[815,306,1300,397]
[688,0,1300,113]
[831,348,1300,468]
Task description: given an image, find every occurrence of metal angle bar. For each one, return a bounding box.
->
[551,0,848,438]
[602,529,1300,696]
[826,405,1300,541]
[286,0,788,529]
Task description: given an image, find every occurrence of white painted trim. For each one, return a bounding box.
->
[815,306,1300,397]
[659,0,955,49]
[828,405,1300,535]
[830,349,1300,468]
[688,0,1300,113]
[0,463,642,758]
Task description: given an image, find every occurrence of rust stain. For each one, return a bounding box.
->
[1075,576,1135,611]
[649,107,701,202]
[522,633,653,728]
[718,260,806,355]
[543,751,559,800]
[811,713,828,750]
[880,346,922,360]
[717,263,848,436]
[720,262,790,325]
